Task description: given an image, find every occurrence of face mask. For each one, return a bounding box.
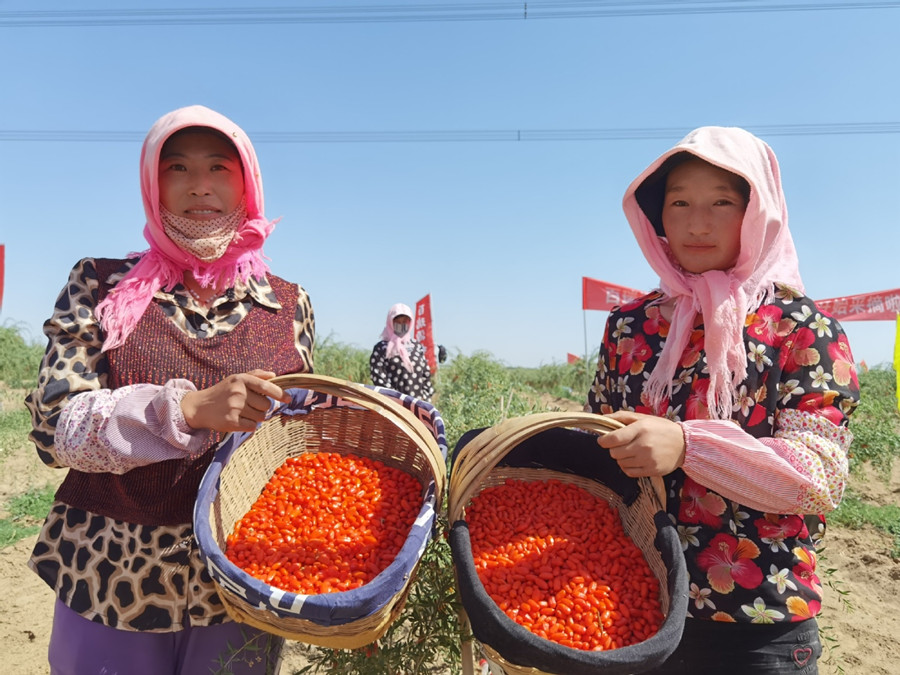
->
[160,197,247,261]
[393,320,410,337]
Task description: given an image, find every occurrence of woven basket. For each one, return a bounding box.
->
[194,373,447,649]
[449,412,687,675]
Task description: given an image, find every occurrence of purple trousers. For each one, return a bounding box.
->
[48,600,284,675]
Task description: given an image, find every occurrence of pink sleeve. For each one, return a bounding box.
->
[680,409,851,514]
[55,379,211,474]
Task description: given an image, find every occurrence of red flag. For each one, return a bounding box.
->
[414,294,436,372]
[582,277,645,311]
[0,244,4,310]
[567,353,582,364]
[816,289,900,321]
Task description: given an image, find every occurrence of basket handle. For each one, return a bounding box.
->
[269,373,447,499]
[449,412,666,522]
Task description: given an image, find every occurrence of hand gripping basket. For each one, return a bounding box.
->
[194,373,448,649]
[448,412,688,675]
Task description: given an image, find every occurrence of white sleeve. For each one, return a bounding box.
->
[55,379,211,474]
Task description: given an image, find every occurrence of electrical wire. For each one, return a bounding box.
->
[1,1,898,27]
[1,122,898,144]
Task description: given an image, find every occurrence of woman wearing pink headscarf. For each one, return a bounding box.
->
[588,127,858,673]
[369,303,435,401]
[25,105,314,674]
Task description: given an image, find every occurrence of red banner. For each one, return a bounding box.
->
[582,277,645,311]
[414,294,436,372]
[567,353,582,364]
[816,288,900,321]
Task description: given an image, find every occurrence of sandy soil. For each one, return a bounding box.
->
[2,390,899,674]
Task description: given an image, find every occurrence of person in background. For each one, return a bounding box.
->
[24,104,314,675]
[588,126,858,674]
[369,303,435,401]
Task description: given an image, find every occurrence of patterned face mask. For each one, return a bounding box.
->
[160,197,247,261]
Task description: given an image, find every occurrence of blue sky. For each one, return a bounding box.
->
[1,1,898,371]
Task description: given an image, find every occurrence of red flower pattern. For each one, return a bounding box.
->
[696,533,764,593]
[616,333,654,376]
[747,305,796,347]
[679,478,727,527]
[828,335,858,388]
[780,327,820,372]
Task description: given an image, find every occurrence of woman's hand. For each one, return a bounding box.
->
[181,370,291,433]
[597,410,686,477]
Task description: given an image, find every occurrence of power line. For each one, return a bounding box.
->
[1,122,899,144]
[1,1,898,26]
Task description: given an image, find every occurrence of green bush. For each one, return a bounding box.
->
[312,335,372,384]
[0,484,56,548]
[508,359,590,403]
[848,367,900,475]
[434,351,538,452]
[0,324,44,389]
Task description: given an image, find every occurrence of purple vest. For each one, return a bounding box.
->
[56,258,307,525]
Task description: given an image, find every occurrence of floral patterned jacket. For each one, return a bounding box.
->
[588,284,858,624]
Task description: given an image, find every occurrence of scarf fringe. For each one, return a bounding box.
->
[96,223,273,352]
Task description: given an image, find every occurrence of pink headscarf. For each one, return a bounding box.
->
[381,303,415,372]
[95,105,276,351]
[622,126,804,420]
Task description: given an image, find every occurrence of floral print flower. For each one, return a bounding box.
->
[679,478,727,527]
[728,504,751,534]
[696,533,763,593]
[617,333,653,376]
[677,524,701,551]
[741,597,785,624]
[809,313,833,338]
[679,329,704,369]
[756,515,803,553]
[775,283,804,303]
[612,316,634,339]
[733,384,754,417]
[748,305,795,345]
[710,612,737,623]
[781,327,821,372]
[643,305,667,338]
[767,565,798,594]
[791,546,822,597]
[689,583,716,610]
[748,341,773,372]
[684,378,710,419]
[791,304,813,322]
[777,378,804,405]
[797,390,843,426]
[613,376,631,397]
[786,595,819,621]
[809,365,833,390]
[828,334,858,388]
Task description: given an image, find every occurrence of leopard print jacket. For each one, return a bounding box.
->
[25,257,315,631]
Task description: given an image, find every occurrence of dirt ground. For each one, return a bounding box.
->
[2,389,899,674]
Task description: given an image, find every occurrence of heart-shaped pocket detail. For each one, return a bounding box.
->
[792,647,813,667]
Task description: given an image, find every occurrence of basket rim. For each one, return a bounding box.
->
[449,412,665,523]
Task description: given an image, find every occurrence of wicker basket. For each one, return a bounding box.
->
[449,412,687,675]
[194,373,447,649]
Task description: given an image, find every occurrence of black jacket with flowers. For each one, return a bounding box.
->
[588,284,858,624]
